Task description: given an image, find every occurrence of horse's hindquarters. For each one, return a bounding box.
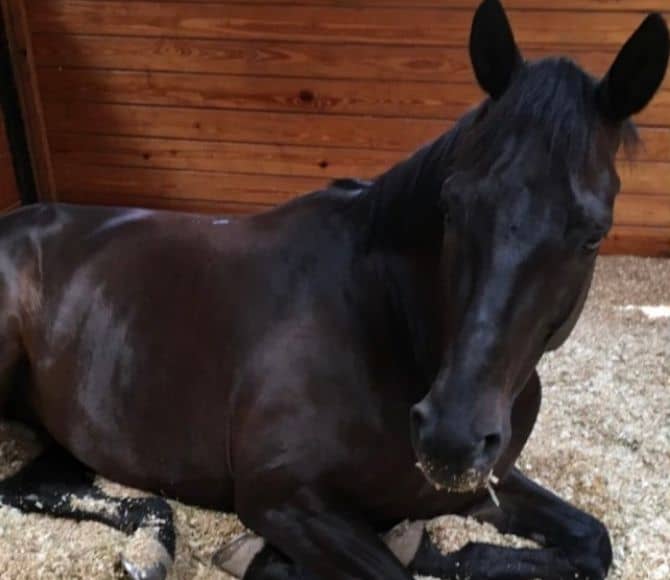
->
[4,204,245,509]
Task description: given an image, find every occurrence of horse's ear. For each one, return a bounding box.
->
[469,0,523,100]
[596,13,669,122]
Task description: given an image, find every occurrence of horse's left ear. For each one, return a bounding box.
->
[469,0,523,100]
[596,13,669,122]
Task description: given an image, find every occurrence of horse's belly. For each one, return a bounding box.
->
[29,361,235,509]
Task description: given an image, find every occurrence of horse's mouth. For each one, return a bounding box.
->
[414,459,490,494]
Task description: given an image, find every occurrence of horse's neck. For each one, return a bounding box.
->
[357,105,480,251]
[389,252,444,389]
[352,247,443,396]
[346,122,478,389]
[360,138,454,252]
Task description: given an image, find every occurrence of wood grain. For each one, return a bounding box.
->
[614,194,670,228]
[0,154,21,210]
[1,0,56,200]
[93,0,669,10]
[41,101,670,155]
[55,162,327,204]
[36,67,670,127]
[24,0,670,255]
[601,225,670,257]
[29,34,630,83]
[43,101,445,150]
[49,133,670,190]
[54,158,670,225]
[28,2,669,48]
[49,133,394,179]
[59,189,272,215]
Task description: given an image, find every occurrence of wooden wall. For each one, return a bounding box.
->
[0,7,22,212]
[12,1,670,254]
[0,114,21,211]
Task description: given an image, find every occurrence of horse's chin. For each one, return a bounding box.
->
[415,460,489,493]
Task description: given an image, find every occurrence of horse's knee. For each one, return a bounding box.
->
[213,533,268,578]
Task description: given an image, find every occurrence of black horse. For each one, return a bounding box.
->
[0,1,667,578]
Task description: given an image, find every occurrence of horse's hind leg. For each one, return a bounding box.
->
[0,445,176,580]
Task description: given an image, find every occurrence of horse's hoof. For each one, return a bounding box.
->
[120,528,173,580]
[121,558,168,580]
[212,532,266,578]
[383,519,427,566]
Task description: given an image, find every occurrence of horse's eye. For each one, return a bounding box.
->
[583,235,603,252]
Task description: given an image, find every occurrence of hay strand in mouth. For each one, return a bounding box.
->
[486,480,501,508]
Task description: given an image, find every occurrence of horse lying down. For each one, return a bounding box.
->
[0,1,667,578]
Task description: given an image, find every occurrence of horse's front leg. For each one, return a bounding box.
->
[408,467,612,579]
[410,370,612,580]
[476,467,612,578]
[214,519,427,579]
[238,487,413,580]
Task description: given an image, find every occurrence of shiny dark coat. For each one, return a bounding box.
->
[0,1,667,579]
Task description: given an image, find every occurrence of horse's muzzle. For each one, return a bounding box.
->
[409,400,502,491]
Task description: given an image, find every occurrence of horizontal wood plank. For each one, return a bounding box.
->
[42,101,670,154]
[54,160,670,227]
[601,225,670,257]
[59,190,271,215]
[634,128,670,162]
[48,133,670,186]
[56,188,670,257]
[617,163,670,197]
[613,194,670,228]
[55,162,328,204]
[79,1,670,10]
[43,103,670,193]
[36,68,485,120]
[30,34,632,84]
[36,67,670,126]
[49,133,394,178]
[44,101,445,150]
[28,2,669,48]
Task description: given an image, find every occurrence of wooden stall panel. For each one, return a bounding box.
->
[23,0,670,255]
[0,115,21,211]
[27,2,670,47]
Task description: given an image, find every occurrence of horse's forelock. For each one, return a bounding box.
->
[459,58,640,184]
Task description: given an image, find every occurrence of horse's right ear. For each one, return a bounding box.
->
[596,13,669,122]
[469,0,523,100]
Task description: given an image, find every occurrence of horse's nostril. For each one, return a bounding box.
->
[482,432,502,458]
[410,405,428,430]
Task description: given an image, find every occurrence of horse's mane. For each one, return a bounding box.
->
[353,57,638,250]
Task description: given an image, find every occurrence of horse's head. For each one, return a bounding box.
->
[410,0,668,491]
